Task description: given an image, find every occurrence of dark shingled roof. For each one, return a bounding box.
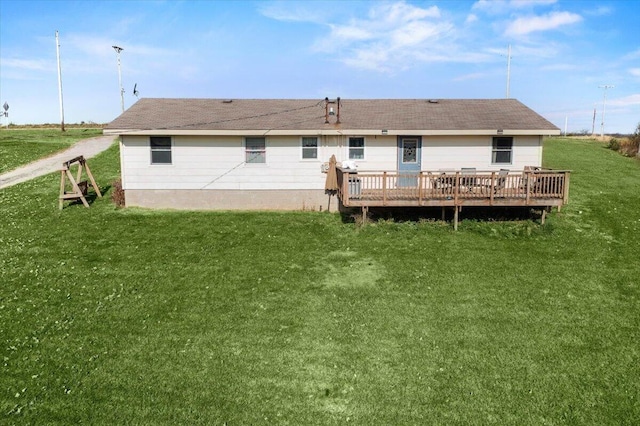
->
[105,98,559,132]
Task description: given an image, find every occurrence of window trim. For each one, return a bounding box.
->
[348,136,365,160]
[150,136,172,165]
[492,136,513,165]
[301,136,319,160]
[245,136,267,164]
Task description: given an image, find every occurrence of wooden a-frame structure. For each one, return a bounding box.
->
[59,155,102,209]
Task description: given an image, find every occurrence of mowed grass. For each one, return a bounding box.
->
[0,128,103,174]
[1,137,639,424]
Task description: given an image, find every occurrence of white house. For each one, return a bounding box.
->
[104,98,562,212]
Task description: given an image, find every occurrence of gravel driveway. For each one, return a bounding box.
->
[0,135,116,190]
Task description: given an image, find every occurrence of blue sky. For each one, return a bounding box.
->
[1,0,638,133]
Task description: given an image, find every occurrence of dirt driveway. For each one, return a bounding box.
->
[0,135,116,190]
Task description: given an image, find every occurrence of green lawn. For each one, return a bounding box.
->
[1,137,639,424]
[0,128,103,174]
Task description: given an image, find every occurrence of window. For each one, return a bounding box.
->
[302,137,318,159]
[492,137,513,164]
[349,137,365,160]
[245,137,266,164]
[150,136,172,164]
[402,139,418,163]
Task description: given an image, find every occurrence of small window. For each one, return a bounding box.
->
[349,137,365,160]
[302,137,318,159]
[246,137,266,164]
[402,139,418,163]
[492,137,513,164]
[150,136,172,164]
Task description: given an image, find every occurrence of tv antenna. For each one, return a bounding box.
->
[598,85,614,138]
[133,83,139,98]
[56,31,66,131]
[112,45,125,112]
[505,44,512,98]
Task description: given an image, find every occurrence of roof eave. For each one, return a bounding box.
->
[104,128,561,136]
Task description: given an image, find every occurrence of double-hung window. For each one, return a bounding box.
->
[245,137,266,164]
[302,137,318,159]
[150,136,172,164]
[348,137,365,160]
[492,137,513,164]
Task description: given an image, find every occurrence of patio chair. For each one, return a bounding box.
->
[460,168,477,190]
[493,169,509,195]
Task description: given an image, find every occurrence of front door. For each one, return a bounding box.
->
[397,136,421,187]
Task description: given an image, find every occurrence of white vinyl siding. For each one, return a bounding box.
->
[120,134,543,191]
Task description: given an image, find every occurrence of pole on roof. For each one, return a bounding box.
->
[55,31,65,132]
[506,44,511,98]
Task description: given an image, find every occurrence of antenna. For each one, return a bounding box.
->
[2,102,8,128]
[56,31,65,131]
[506,44,511,98]
[133,83,139,98]
[112,45,125,113]
[598,85,614,138]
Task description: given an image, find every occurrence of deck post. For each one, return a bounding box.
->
[418,172,423,205]
[441,206,446,221]
[362,206,369,225]
[489,171,495,205]
[382,172,387,206]
[541,208,547,225]
[453,206,459,231]
[525,171,531,205]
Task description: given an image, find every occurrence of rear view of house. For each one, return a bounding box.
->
[104,98,567,220]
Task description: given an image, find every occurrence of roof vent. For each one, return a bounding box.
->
[428,99,439,104]
[222,99,233,103]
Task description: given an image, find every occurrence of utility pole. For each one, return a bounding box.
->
[55,31,65,131]
[591,103,596,136]
[599,85,614,138]
[506,44,511,98]
[112,45,124,113]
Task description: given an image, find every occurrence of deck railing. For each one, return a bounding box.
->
[336,168,570,208]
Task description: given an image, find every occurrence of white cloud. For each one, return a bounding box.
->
[1,58,52,71]
[465,14,478,24]
[539,63,578,71]
[472,0,556,14]
[258,1,327,23]
[452,72,488,81]
[505,11,582,36]
[629,69,640,78]
[584,6,612,16]
[312,1,457,71]
[622,49,640,61]
[609,94,640,107]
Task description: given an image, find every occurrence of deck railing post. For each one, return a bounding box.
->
[525,171,531,205]
[454,172,460,206]
[418,172,423,205]
[382,172,387,206]
[489,171,495,205]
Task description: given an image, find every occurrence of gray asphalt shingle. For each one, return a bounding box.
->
[105,98,559,132]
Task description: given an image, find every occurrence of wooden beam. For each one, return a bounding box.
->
[454,206,459,231]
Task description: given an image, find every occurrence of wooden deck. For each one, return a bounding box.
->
[336,168,570,221]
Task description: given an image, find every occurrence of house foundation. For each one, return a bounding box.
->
[124,189,339,212]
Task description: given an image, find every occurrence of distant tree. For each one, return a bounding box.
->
[632,122,640,157]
